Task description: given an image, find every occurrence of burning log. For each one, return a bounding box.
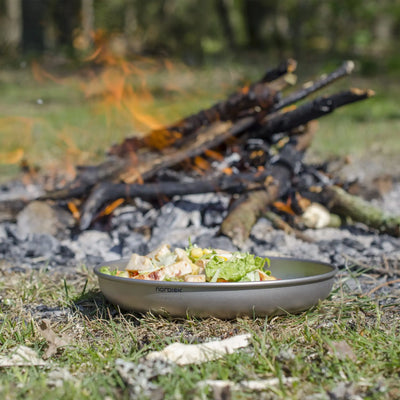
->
[43,59,355,201]
[258,88,374,138]
[110,58,297,156]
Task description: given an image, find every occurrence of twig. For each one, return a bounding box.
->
[264,211,314,242]
[259,89,374,136]
[271,60,355,112]
[367,278,400,296]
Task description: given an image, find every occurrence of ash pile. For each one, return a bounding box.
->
[0,177,400,275]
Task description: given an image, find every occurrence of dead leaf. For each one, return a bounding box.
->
[328,340,357,362]
[197,377,299,392]
[37,319,72,359]
[0,345,46,367]
[145,334,251,366]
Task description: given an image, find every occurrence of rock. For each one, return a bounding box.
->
[17,201,74,239]
[21,233,60,260]
[67,230,120,263]
[155,202,191,229]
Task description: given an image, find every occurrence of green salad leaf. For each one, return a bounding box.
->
[205,252,269,282]
[99,266,118,276]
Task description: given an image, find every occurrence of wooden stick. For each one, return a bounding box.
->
[367,278,400,296]
[322,185,400,237]
[271,60,355,112]
[264,211,315,242]
[259,88,374,136]
[258,58,297,83]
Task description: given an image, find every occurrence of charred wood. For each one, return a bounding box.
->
[40,157,128,200]
[271,60,355,112]
[264,210,314,243]
[79,169,275,230]
[259,58,297,83]
[110,78,282,156]
[257,89,374,137]
[0,199,29,222]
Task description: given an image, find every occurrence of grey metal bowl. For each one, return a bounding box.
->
[94,256,337,319]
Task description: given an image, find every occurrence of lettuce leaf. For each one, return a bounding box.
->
[99,266,119,276]
[205,252,269,282]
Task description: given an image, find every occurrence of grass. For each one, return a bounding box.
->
[0,58,399,182]
[0,264,399,399]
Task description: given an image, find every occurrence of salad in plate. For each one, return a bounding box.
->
[100,242,276,283]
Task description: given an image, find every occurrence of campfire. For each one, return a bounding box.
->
[1,59,399,251]
[29,59,398,244]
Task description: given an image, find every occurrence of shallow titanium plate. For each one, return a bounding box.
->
[94,257,337,319]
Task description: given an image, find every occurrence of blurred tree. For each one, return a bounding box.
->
[215,0,236,50]
[81,0,94,50]
[21,0,45,54]
[50,0,80,56]
[3,0,22,50]
[242,0,272,49]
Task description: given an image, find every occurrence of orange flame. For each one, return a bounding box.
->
[79,32,168,135]
[99,198,125,217]
[273,198,296,216]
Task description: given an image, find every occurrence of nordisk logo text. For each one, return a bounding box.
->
[156,287,183,293]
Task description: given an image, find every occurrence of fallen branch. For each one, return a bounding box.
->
[259,58,297,83]
[322,185,400,237]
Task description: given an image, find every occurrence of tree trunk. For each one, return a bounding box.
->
[81,0,94,49]
[52,0,80,56]
[22,0,45,54]
[215,0,236,50]
[4,0,22,50]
